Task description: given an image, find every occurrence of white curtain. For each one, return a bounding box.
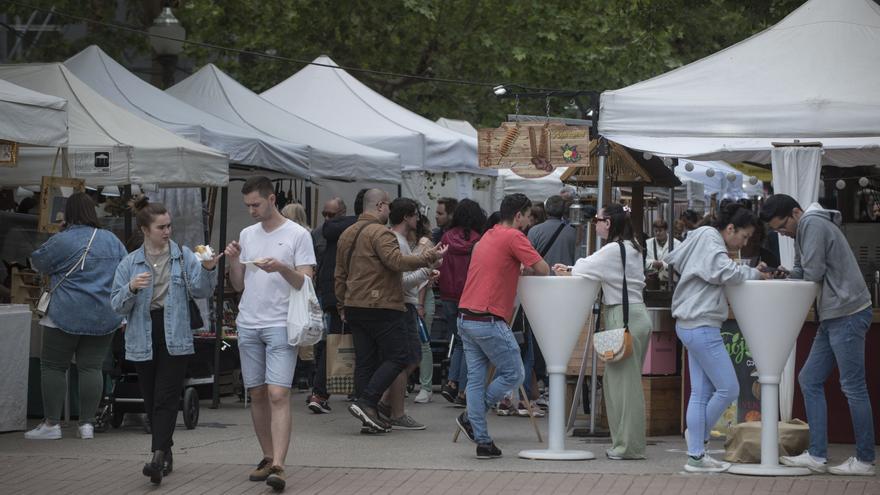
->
[770,146,821,421]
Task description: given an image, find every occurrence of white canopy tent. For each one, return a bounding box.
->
[435,118,478,140]
[261,56,487,175]
[0,79,68,147]
[600,0,880,168]
[0,63,228,186]
[676,160,763,201]
[168,64,401,183]
[64,46,309,178]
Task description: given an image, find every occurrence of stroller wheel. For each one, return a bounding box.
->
[110,405,125,429]
[183,387,199,430]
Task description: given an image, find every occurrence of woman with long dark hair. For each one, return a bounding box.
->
[664,203,771,473]
[111,197,218,485]
[438,199,487,404]
[554,203,651,460]
[27,192,127,440]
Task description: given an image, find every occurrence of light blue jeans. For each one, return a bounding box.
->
[676,324,739,457]
[459,316,525,445]
[800,307,874,462]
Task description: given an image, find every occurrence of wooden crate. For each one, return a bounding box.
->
[643,375,681,436]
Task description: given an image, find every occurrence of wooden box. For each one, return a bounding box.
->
[643,375,681,436]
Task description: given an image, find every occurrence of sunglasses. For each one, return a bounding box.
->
[591,216,610,225]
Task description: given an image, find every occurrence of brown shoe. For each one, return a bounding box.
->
[248,457,273,481]
[266,465,286,492]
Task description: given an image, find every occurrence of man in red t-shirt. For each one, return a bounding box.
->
[454,193,550,459]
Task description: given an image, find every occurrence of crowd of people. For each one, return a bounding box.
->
[21,176,875,492]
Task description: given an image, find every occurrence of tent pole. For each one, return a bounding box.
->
[397,183,402,199]
[305,183,312,222]
[211,186,229,409]
[123,185,132,243]
[588,136,609,435]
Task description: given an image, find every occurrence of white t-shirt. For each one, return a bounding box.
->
[236,219,316,329]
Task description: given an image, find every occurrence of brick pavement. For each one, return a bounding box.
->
[2,455,879,495]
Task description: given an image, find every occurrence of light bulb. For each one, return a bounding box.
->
[643,152,653,160]
[749,176,758,185]
[662,157,673,166]
[859,177,869,187]
[835,179,846,190]
[726,172,737,182]
[706,169,715,178]
[684,162,694,172]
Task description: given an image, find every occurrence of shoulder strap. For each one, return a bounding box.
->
[345,223,370,273]
[50,228,98,294]
[178,246,194,300]
[619,241,629,329]
[540,222,567,258]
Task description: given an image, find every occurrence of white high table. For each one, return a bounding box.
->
[517,275,601,460]
[724,279,819,476]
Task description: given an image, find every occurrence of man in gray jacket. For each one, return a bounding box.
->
[761,194,874,476]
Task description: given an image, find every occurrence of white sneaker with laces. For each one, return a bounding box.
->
[24,421,61,440]
[77,423,94,439]
[684,454,730,473]
[828,457,875,476]
[413,389,433,403]
[780,451,828,473]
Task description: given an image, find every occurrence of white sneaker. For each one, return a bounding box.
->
[24,421,61,440]
[829,457,875,476]
[684,454,730,473]
[413,389,433,403]
[780,451,828,473]
[77,423,94,439]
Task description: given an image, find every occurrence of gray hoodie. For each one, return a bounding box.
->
[664,226,761,329]
[790,204,871,321]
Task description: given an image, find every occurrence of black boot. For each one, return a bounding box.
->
[142,450,164,485]
[162,449,173,476]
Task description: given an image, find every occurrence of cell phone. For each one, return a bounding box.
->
[759,265,789,275]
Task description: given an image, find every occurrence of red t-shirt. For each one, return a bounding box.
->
[458,225,543,322]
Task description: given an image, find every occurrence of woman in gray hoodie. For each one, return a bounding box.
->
[664,203,771,473]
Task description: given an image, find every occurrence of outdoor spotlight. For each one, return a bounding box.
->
[706,169,716,178]
[859,177,870,187]
[642,152,653,160]
[749,176,759,185]
[684,162,694,172]
[493,85,508,96]
[726,172,737,182]
[836,179,846,190]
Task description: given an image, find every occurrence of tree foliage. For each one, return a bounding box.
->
[5,0,806,126]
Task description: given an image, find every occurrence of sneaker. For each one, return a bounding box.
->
[249,457,274,481]
[24,421,61,440]
[828,457,875,476]
[535,393,549,410]
[307,394,331,414]
[390,414,426,430]
[456,412,476,443]
[476,442,502,459]
[414,389,433,403]
[440,383,458,403]
[77,423,94,439]
[265,466,286,492]
[606,449,624,460]
[684,454,731,473]
[360,425,386,435]
[377,401,392,423]
[453,395,467,408]
[780,451,828,473]
[516,402,545,418]
[348,401,390,432]
[496,398,515,416]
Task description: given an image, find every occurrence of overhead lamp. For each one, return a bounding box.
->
[859,177,870,187]
[835,179,846,190]
[684,162,694,172]
[493,85,508,96]
[726,172,737,182]
[705,169,715,178]
[148,2,186,56]
[642,152,653,160]
[748,176,759,185]
[662,157,673,166]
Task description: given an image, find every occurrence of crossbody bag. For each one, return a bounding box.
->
[593,240,634,362]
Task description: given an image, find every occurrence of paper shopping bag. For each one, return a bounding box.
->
[326,333,355,395]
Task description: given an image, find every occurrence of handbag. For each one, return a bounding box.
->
[36,228,98,318]
[593,241,634,362]
[178,254,205,330]
[286,275,324,346]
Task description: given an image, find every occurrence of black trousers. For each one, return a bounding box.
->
[134,308,189,453]
[346,307,411,408]
[312,307,343,398]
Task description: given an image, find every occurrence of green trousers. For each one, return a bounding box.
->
[602,303,651,459]
[40,326,114,423]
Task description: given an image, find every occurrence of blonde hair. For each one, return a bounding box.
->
[281,203,309,229]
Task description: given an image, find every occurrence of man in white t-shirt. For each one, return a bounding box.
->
[224,176,315,492]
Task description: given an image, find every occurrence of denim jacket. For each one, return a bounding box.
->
[111,241,216,361]
[31,225,127,335]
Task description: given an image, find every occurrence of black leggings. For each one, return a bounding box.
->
[134,308,189,453]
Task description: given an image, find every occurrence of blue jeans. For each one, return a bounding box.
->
[459,316,525,445]
[676,325,739,457]
[800,307,874,462]
[443,300,467,393]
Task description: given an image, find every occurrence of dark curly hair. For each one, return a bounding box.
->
[449,198,487,240]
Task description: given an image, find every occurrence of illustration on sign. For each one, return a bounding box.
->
[73,149,112,176]
[478,122,590,178]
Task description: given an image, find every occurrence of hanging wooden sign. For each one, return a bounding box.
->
[0,140,19,167]
[38,176,86,233]
[478,122,590,178]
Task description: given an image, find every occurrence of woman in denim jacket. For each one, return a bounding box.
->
[111,197,218,485]
[26,192,127,441]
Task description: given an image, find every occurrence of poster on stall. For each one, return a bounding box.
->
[712,319,761,436]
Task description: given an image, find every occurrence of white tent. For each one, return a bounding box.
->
[492,168,567,210]
[0,79,68,147]
[0,63,228,186]
[676,160,764,201]
[599,0,880,168]
[435,118,478,139]
[64,46,309,178]
[167,64,401,183]
[261,56,487,175]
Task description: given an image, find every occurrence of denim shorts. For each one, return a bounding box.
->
[237,326,298,389]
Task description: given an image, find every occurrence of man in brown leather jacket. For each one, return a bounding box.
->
[335,189,446,433]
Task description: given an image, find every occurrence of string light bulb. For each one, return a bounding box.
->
[859,177,869,187]
[836,179,846,190]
